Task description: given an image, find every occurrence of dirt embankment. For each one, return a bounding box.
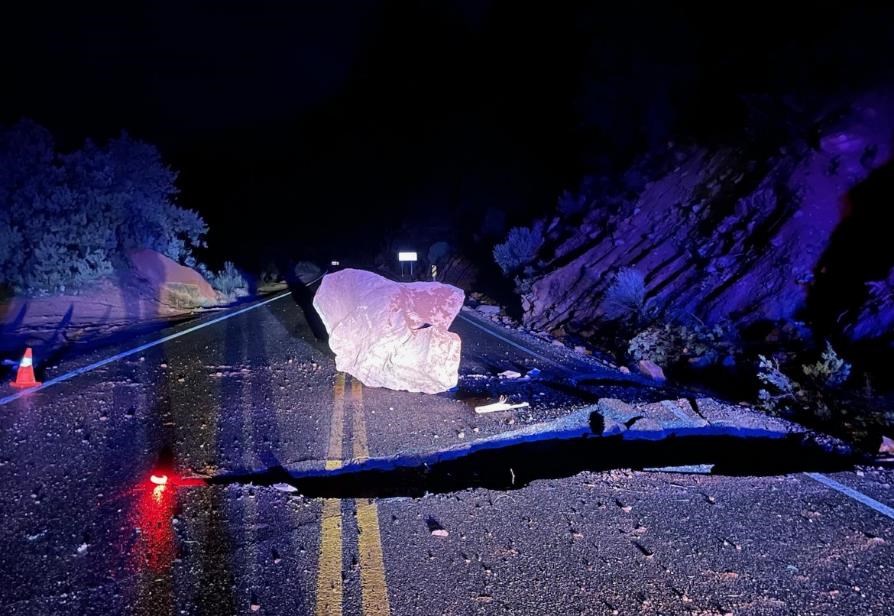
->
[0,249,222,360]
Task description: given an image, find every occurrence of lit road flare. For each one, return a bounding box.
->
[149,474,168,486]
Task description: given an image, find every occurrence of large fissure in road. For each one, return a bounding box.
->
[204,412,859,498]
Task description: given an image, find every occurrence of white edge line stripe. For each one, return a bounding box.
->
[457,312,572,374]
[1,289,300,407]
[805,472,894,520]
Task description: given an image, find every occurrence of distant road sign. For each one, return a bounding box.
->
[398,252,417,262]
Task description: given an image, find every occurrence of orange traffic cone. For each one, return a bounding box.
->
[10,348,41,389]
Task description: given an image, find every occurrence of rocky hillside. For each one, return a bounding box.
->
[513,94,893,354]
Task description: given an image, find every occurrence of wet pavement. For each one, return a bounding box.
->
[0,291,892,615]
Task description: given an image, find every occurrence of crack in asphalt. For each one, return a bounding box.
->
[201,412,859,498]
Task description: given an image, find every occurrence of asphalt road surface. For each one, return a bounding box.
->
[0,289,892,615]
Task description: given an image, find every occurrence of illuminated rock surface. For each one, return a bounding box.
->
[129,249,218,308]
[518,94,893,346]
[313,268,464,394]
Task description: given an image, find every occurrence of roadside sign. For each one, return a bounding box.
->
[398,251,417,278]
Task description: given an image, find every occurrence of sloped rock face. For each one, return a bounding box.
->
[129,249,218,310]
[847,266,894,342]
[313,269,464,394]
[520,95,893,341]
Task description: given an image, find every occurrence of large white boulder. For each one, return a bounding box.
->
[312,269,464,394]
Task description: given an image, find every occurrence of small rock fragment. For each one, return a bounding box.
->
[475,396,530,414]
[616,500,632,513]
[636,359,666,381]
[632,541,653,557]
[498,370,522,379]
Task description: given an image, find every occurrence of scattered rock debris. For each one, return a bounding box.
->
[475,396,531,414]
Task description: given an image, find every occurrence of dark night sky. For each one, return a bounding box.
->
[3,2,894,267]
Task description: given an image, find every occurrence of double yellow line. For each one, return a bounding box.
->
[316,373,391,616]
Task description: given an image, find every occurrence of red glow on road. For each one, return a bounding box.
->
[133,475,177,573]
[131,469,205,573]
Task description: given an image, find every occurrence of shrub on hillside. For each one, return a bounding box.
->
[0,120,206,295]
[602,267,651,322]
[627,324,681,366]
[756,350,892,448]
[802,342,851,388]
[209,261,248,300]
[756,346,849,422]
[756,354,806,417]
[493,223,544,274]
[628,321,733,368]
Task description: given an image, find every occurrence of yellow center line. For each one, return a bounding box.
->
[356,499,391,616]
[351,378,369,462]
[315,374,391,616]
[325,373,346,471]
[351,382,392,616]
[316,498,343,616]
[316,373,346,616]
